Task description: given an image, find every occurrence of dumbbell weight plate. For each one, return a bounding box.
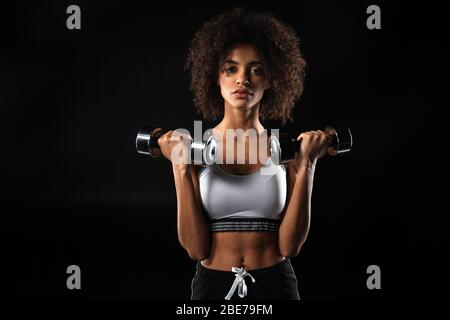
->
[190,135,217,166]
[268,132,295,165]
[136,127,164,158]
[268,134,280,165]
[325,127,352,156]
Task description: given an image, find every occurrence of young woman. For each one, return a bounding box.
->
[157,8,329,300]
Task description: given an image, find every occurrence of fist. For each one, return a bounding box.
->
[293,130,330,170]
[157,129,192,167]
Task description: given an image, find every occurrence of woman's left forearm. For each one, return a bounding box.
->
[278,163,315,257]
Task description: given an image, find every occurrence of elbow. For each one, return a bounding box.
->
[279,243,302,258]
[186,248,210,261]
[180,238,210,261]
[279,228,309,258]
[179,234,211,261]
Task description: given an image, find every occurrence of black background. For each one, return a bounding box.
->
[1,0,449,300]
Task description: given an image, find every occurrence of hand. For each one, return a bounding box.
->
[157,129,192,170]
[291,130,330,172]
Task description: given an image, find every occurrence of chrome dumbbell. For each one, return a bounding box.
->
[269,126,353,164]
[135,127,217,166]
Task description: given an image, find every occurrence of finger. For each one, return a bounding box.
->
[165,130,174,139]
[297,133,306,141]
[310,130,327,140]
[158,130,174,146]
[314,130,328,137]
[318,147,328,159]
[320,136,331,156]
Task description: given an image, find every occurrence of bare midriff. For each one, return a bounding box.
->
[200,231,285,271]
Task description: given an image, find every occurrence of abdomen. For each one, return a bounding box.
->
[201,231,285,271]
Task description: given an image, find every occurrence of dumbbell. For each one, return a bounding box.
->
[269,126,352,165]
[136,126,352,166]
[135,127,217,165]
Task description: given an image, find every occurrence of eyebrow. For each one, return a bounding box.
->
[223,59,263,65]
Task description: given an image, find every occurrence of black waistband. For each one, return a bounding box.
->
[209,218,281,232]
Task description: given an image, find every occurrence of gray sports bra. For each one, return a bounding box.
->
[199,157,287,232]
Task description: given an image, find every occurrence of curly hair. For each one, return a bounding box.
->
[185,8,306,126]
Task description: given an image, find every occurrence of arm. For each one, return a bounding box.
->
[157,130,211,261]
[172,164,211,261]
[278,161,315,258]
[278,129,328,257]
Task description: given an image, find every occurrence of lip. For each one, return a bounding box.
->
[233,88,252,94]
[232,88,253,98]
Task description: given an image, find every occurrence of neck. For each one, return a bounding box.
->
[213,102,271,165]
[217,102,265,134]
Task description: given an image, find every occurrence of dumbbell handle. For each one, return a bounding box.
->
[272,127,352,164]
[293,127,352,156]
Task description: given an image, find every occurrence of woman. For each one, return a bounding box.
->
[157,8,329,300]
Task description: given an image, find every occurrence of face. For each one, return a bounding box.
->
[218,43,270,111]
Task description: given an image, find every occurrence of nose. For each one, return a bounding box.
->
[236,71,250,86]
[236,78,250,86]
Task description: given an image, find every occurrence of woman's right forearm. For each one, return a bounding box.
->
[172,165,211,261]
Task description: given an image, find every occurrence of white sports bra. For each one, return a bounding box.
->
[198,157,287,232]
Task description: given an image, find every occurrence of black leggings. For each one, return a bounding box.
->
[191,258,300,300]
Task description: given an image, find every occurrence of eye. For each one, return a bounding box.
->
[223,66,237,74]
[250,67,264,75]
